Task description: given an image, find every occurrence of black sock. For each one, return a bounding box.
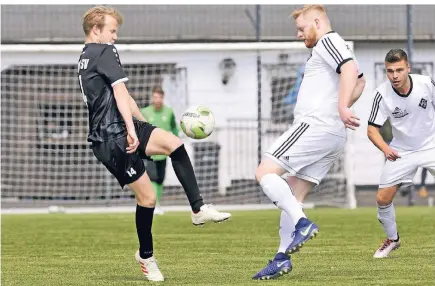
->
[169,144,204,213]
[421,168,427,188]
[136,205,154,259]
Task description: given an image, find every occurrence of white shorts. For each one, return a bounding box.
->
[264,122,346,185]
[379,146,435,189]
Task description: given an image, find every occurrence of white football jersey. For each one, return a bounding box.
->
[293,31,362,137]
[368,74,435,151]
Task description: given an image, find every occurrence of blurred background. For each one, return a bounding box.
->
[1,5,434,211]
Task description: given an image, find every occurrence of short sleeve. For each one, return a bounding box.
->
[368,91,388,128]
[97,45,128,87]
[318,34,355,74]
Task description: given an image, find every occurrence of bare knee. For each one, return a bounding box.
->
[129,175,157,208]
[136,190,156,208]
[147,129,183,156]
[154,129,182,155]
[377,186,398,206]
[255,159,285,182]
[166,135,182,154]
[255,165,266,183]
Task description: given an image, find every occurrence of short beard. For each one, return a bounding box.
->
[305,26,317,48]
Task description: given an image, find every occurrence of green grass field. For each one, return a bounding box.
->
[2,207,434,285]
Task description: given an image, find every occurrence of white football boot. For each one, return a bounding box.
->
[373,238,401,258]
[135,251,164,281]
[154,205,165,216]
[191,204,231,226]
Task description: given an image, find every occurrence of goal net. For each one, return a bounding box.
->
[1,43,356,210]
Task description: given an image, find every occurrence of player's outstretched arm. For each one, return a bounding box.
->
[349,75,366,107]
[367,125,400,161]
[338,61,360,129]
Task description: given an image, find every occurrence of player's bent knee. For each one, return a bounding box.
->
[255,165,267,182]
[158,130,182,155]
[376,188,396,205]
[147,128,183,156]
[168,136,183,153]
[255,159,285,182]
[255,165,275,183]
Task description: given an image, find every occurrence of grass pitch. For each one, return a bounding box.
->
[2,207,434,285]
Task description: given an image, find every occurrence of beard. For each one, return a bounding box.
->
[304,26,317,48]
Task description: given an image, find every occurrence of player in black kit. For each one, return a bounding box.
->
[78,6,231,281]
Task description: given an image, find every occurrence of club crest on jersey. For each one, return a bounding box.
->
[418,98,427,109]
[392,107,409,118]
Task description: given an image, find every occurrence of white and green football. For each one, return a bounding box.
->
[180,105,215,139]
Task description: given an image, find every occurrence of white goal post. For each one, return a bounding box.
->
[1,42,356,213]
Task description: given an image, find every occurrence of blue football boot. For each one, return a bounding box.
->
[285,217,319,255]
[252,252,292,280]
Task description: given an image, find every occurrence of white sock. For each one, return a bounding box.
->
[377,203,398,240]
[277,210,295,253]
[260,173,306,225]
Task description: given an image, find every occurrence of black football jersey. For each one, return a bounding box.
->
[77,43,129,142]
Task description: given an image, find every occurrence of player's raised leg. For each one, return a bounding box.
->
[374,185,401,258]
[129,173,164,281]
[144,128,231,225]
[255,156,319,255]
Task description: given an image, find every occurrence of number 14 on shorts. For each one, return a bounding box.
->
[127,167,136,177]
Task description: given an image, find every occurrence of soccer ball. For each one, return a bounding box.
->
[180,105,215,139]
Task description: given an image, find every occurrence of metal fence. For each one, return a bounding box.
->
[2,5,435,44]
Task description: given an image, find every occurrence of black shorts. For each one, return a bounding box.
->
[91,121,156,188]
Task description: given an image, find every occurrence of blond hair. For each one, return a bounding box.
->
[82,6,123,36]
[291,5,326,20]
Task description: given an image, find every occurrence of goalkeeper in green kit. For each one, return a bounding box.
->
[140,87,179,215]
